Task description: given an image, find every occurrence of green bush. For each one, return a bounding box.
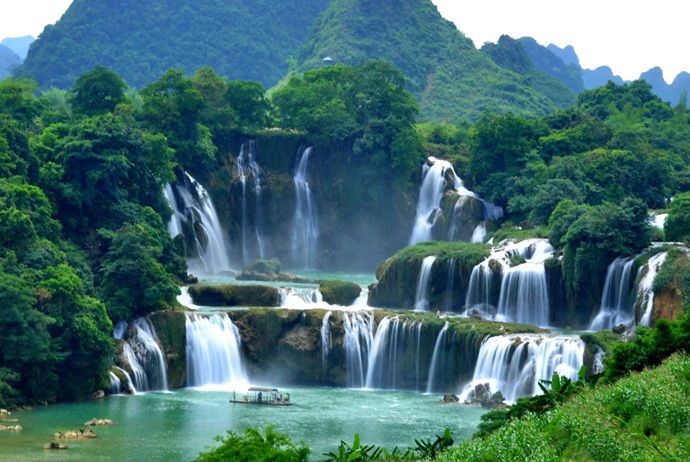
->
[195,426,310,462]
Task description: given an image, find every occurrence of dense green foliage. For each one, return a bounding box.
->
[18,0,330,89]
[195,426,310,462]
[296,0,568,122]
[437,354,690,461]
[665,191,690,242]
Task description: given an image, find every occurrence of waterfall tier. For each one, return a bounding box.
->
[165,172,232,274]
[291,147,319,269]
[185,313,249,390]
[460,334,585,402]
[238,140,266,264]
[120,318,169,392]
[637,252,669,326]
[414,256,437,311]
[589,257,636,330]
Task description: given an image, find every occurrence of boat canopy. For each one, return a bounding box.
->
[248,387,279,392]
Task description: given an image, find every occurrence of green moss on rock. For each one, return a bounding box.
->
[319,280,361,305]
[148,311,187,388]
[187,284,280,307]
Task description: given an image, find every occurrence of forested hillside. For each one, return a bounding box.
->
[18,0,329,89]
[296,0,570,121]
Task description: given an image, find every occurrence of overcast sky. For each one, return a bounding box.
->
[1,0,687,83]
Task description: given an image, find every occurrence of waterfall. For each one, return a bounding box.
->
[465,261,495,315]
[460,334,585,402]
[365,317,424,390]
[465,239,553,326]
[114,366,136,394]
[496,263,550,327]
[410,158,458,245]
[185,313,249,389]
[426,322,449,393]
[321,311,333,374]
[291,147,319,269]
[637,252,668,326]
[120,318,168,392]
[177,286,198,310]
[589,258,636,330]
[279,287,324,308]
[342,312,375,388]
[593,348,606,374]
[172,172,232,274]
[163,184,183,238]
[444,258,457,311]
[414,256,437,311]
[109,372,121,395]
[471,222,487,243]
[238,140,265,263]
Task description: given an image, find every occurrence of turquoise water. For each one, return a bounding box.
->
[196,271,376,288]
[0,387,485,461]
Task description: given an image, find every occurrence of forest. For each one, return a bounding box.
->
[2,59,690,459]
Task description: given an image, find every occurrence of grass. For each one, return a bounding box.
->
[436,354,690,461]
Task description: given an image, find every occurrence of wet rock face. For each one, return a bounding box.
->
[149,311,187,389]
[652,287,684,322]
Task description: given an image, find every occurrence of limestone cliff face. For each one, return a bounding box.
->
[652,288,684,323]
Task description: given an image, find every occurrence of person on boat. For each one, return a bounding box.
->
[284,392,290,403]
[257,391,262,403]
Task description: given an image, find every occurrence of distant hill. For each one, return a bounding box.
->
[546,44,579,67]
[518,38,583,93]
[295,0,571,121]
[19,0,330,89]
[1,36,35,60]
[640,67,690,106]
[0,44,21,79]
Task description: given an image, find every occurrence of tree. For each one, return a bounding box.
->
[70,66,126,116]
[665,191,690,242]
[225,80,269,131]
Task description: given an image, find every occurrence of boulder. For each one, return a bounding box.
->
[319,280,361,306]
[93,390,105,399]
[55,429,98,440]
[84,418,113,426]
[0,425,22,432]
[442,393,460,403]
[44,442,68,450]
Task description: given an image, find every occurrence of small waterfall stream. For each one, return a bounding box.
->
[364,317,424,390]
[589,258,636,330]
[342,312,375,388]
[637,252,668,326]
[414,256,437,311]
[425,322,449,393]
[119,318,169,392]
[238,140,265,263]
[165,172,232,274]
[291,147,319,269]
[321,311,333,374]
[460,334,585,402]
[185,313,249,389]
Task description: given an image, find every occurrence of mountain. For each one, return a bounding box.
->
[19,0,330,89]
[0,36,35,60]
[546,44,579,67]
[639,67,690,106]
[518,38,583,93]
[0,44,21,79]
[581,65,625,89]
[295,0,571,121]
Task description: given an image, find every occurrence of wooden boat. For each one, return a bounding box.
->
[229,387,292,406]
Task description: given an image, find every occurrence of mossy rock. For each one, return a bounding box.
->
[188,285,280,307]
[148,311,187,388]
[243,258,281,276]
[319,280,361,305]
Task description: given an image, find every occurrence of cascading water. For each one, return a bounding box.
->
[365,317,424,390]
[321,311,333,374]
[414,256,437,311]
[410,158,460,245]
[425,322,449,393]
[637,252,668,326]
[444,258,457,311]
[291,147,319,269]
[238,140,265,263]
[121,318,169,392]
[279,287,324,309]
[460,334,585,402]
[342,312,374,388]
[465,239,554,326]
[171,172,232,274]
[109,372,122,395]
[185,313,249,389]
[589,258,636,330]
[163,184,183,238]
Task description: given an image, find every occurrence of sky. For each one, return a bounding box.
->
[0,0,687,82]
